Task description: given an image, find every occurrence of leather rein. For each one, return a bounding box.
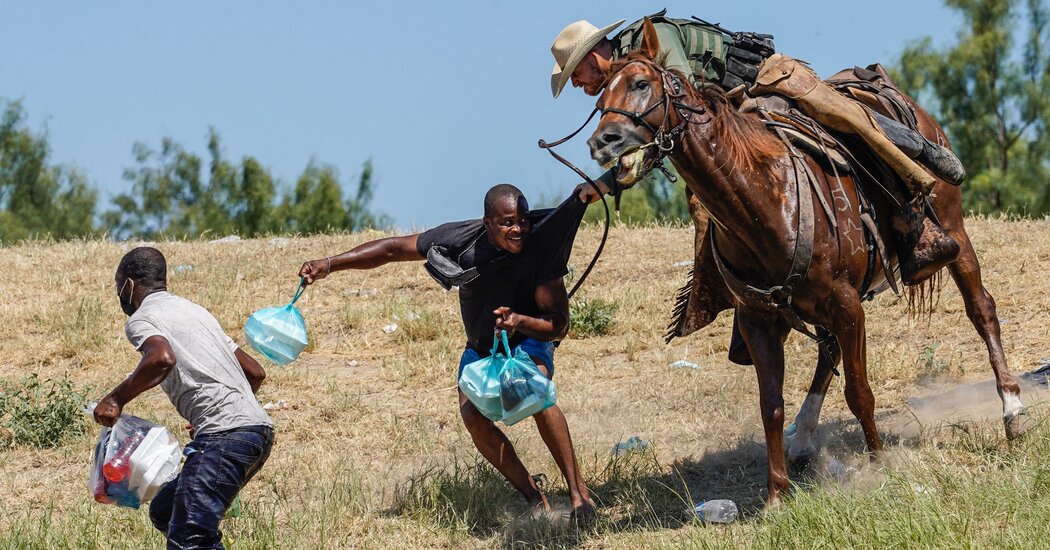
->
[535,60,687,299]
[537,105,615,301]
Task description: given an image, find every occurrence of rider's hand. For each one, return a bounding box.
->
[493,307,523,336]
[93,395,122,427]
[298,259,331,285]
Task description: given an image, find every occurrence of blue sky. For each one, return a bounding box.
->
[1,1,960,230]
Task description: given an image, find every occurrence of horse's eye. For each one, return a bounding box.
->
[635,80,649,91]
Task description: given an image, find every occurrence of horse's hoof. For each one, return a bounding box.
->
[760,498,784,517]
[788,452,814,474]
[1005,408,1036,440]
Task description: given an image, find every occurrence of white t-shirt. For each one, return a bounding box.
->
[125,291,273,435]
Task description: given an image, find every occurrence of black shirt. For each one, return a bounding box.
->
[416,194,588,354]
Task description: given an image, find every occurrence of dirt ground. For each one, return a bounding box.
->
[0,217,1047,547]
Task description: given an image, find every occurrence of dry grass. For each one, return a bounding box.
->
[0,218,1048,548]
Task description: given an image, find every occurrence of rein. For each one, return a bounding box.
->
[537,114,611,301]
[536,58,706,300]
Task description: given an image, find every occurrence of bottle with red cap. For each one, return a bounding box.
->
[103,431,144,482]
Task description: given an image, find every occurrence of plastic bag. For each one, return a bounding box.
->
[89,414,182,509]
[458,331,557,425]
[245,279,309,365]
[497,335,557,426]
[458,340,504,422]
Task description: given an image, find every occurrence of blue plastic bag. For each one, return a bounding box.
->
[458,336,505,422]
[497,334,557,426]
[458,331,557,425]
[245,279,308,365]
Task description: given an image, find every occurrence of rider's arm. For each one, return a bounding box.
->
[299,235,423,283]
[654,24,693,77]
[493,277,570,341]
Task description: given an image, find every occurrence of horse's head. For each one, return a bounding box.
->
[588,18,689,188]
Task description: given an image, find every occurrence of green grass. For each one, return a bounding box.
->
[4,413,1049,548]
[0,374,87,449]
[569,297,618,338]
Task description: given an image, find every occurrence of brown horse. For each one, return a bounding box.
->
[588,19,1032,507]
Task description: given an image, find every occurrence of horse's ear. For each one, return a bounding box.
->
[638,17,661,60]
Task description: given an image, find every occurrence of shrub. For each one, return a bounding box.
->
[0,374,87,449]
[569,297,617,338]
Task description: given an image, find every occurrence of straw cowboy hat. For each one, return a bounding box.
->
[550,18,626,98]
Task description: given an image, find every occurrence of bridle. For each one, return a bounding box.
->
[596,58,713,179]
[535,56,709,299]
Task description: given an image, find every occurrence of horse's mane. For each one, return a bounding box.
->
[680,75,786,178]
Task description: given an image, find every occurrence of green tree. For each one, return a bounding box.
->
[0,99,97,243]
[896,0,1050,215]
[237,156,278,235]
[106,137,204,238]
[107,131,392,239]
[281,158,390,234]
[583,165,690,225]
[288,161,348,233]
[344,158,391,231]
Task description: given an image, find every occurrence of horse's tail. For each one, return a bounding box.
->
[906,269,944,318]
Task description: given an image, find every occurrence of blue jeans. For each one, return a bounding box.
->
[149,425,274,549]
[458,338,556,379]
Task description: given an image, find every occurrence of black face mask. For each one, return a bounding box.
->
[118,278,137,316]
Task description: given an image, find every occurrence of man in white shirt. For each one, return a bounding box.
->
[94,246,274,549]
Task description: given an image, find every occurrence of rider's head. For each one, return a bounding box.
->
[572,40,614,96]
[550,19,625,99]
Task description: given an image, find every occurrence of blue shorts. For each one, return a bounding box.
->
[458,338,556,380]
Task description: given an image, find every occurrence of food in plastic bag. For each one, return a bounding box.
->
[458,331,557,425]
[89,414,182,509]
[458,345,504,422]
[245,278,309,365]
[498,343,556,426]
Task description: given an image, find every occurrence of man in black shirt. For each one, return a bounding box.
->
[298,184,595,519]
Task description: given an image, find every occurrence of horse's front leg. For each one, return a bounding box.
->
[788,327,840,471]
[736,308,792,507]
[829,285,882,454]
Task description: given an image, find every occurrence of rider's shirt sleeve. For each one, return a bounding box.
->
[656,25,693,81]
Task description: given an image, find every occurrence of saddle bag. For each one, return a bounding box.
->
[721,31,776,90]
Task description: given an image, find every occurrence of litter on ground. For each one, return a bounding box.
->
[612,435,649,455]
